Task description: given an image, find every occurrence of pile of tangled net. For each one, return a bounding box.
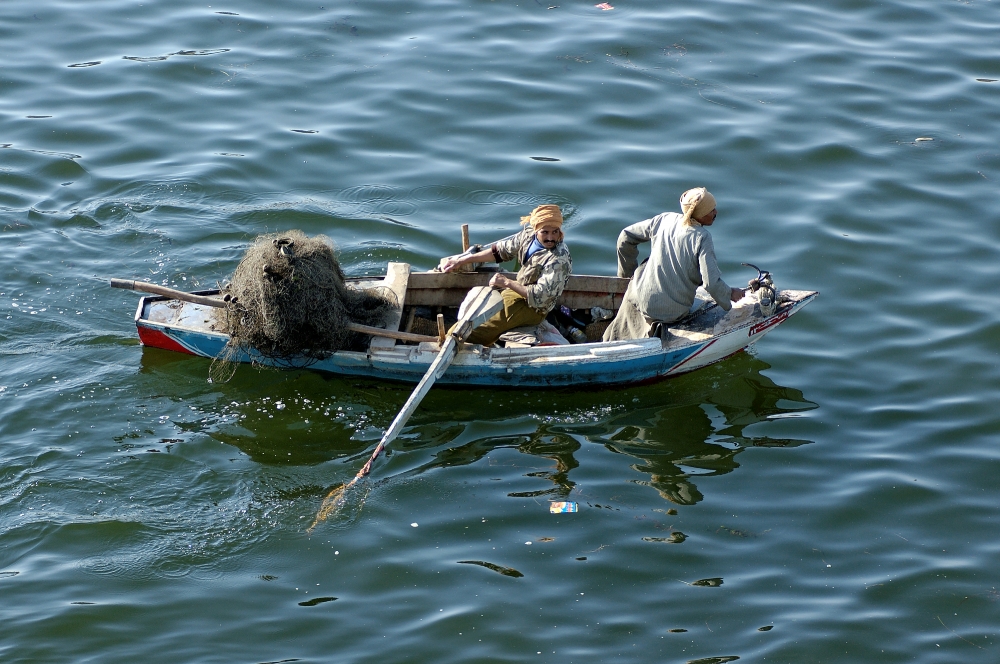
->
[210,230,395,382]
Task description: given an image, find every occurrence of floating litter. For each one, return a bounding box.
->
[915,137,933,142]
[411,522,418,527]
[550,501,578,513]
[595,2,613,9]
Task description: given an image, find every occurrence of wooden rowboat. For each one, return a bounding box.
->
[128,262,817,387]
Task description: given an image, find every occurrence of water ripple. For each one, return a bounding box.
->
[2,0,999,659]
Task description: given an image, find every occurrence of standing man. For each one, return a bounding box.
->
[439,204,572,346]
[603,187,745,342]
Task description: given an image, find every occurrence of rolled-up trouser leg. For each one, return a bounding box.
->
[466,289,545,346]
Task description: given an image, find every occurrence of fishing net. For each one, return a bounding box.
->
[210,230,396,382]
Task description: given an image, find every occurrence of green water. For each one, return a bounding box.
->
[2,0,999,662]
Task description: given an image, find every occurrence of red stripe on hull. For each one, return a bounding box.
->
[749,309,790,337]
[666,339,717,374]
[137,325,196,355]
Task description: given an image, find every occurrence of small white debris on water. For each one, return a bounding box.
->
[411,522,418,527]
[525,541,532,545]
[276,402,285,410]
[915,137,933,142]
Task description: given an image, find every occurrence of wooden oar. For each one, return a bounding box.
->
[110,278,439,344]
[308,286,503,529]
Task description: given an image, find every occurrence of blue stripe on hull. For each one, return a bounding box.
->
[147,324,705,387]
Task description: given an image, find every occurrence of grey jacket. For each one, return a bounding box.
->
[616,212,732,323]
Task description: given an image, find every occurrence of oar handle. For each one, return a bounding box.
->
[110,278,439,343]
[111,278,227,308]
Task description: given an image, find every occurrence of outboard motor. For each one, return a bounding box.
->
[742,263,777,317]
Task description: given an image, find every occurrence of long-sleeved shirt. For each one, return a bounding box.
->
[616,212,732,323]
[491,228,572,314]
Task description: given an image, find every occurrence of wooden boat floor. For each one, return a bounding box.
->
[145,299,225,335]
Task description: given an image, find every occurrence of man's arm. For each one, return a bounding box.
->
[488,273,527,298]
[697,234,740,310]
[439,246,495,273]
[616,217,656,278]
[439,231,523,273]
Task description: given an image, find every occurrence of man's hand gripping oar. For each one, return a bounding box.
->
[308,286,503,530]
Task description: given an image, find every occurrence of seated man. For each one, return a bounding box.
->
[439,204,572,346]
[603,187,745,342]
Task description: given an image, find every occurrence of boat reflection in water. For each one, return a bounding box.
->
[397,352,816,507]
[596,358,815,506]
[139,347,815,508]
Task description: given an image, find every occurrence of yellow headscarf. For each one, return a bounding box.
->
[679,187,717,225]
[520,204,564,231]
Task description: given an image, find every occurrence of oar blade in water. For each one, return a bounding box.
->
[307,482,347,533]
